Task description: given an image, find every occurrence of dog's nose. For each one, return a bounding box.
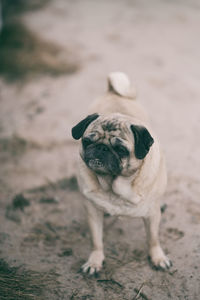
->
[97,144,108,153]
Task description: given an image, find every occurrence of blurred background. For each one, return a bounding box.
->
[0,1,200,299]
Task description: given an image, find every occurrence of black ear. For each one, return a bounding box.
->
[71,113,99,140]
[130,125,154,159]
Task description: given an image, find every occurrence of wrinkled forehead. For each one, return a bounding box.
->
[84,115,132,145]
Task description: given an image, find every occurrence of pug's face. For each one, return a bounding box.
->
[72,113,154,177]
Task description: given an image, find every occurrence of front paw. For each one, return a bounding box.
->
[149,246,172,270]
[81,250,104,275]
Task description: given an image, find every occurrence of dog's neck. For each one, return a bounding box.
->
[97,174,115,192]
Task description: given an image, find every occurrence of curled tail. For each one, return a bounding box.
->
[108,72,137,99]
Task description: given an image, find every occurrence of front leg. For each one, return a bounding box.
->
[143,208,172,270]
[82,200,104,275]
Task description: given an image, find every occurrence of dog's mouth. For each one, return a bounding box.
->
[88,159,104,169]
[81,151,122,176]
[87,159,108,174]
[84,158,110,175]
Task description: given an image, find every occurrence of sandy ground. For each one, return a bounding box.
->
[0,0,200,299]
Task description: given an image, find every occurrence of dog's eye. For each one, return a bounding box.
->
[82,137,92,148]
[114,145,129,157]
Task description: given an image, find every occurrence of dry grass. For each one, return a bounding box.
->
[0,259,58,300]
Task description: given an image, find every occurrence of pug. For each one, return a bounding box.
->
[71,72,172,275]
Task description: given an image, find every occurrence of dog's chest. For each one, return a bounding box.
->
[96,174,150,217]
[97,174,140,204]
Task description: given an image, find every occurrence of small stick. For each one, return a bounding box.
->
[97,279,124,288]
[133,283,149,300]
[133,283,145,299]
